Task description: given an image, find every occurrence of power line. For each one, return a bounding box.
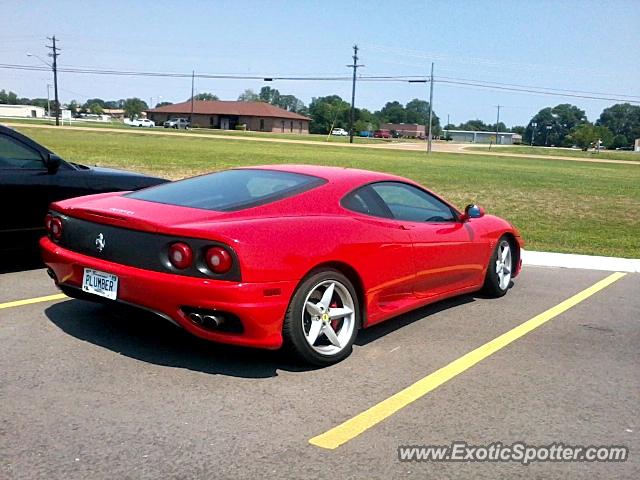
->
[437,75,640,100]
[1,62,639,104]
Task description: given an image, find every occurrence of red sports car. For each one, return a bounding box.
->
[41,165,523,365]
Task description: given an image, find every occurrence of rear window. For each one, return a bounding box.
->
[127,169,326,211]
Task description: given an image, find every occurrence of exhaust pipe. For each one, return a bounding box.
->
[46,268,57,281]
[203,314,224,327]
[188,312,204,325]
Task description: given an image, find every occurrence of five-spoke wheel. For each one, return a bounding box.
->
[483,236,514,297]
[283,269,360,365]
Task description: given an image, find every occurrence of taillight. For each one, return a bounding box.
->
[50,217,63,240]
[45,214,53,232]
[168,242,193,269]
[205,246,232,274]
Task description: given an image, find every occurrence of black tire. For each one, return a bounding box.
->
[482,235,514,298]
[283,269,360,366]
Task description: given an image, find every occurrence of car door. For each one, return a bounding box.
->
[0,131,92,252]
[341,185,416,315]
[0,132,54,250]
[369,181,487,298]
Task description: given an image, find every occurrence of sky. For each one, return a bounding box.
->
[2,0,639,127]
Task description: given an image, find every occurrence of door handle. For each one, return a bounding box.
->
[400,224,415,230]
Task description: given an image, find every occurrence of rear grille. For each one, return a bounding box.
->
[53,213,241,281]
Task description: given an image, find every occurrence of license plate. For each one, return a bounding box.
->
[82,268,118,300]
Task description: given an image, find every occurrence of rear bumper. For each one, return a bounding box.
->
[40,236,295,349]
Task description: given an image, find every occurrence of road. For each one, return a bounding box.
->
[1,265,638,479]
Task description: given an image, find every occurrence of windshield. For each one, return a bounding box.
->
[126,169,326,211]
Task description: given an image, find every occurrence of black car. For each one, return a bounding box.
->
[0,124,168,256]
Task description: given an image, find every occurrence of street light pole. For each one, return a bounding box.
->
[530,122,537,146]
[190,70,195,125]
[495,105,501,146]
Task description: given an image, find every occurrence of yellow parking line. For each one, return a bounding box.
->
[0,293,67,310]
[309,271,627,450]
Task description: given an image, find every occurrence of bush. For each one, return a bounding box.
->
[609,134,629,150]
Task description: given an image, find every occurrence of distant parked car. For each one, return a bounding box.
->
[359,131,373,137]
[331,128,349,136]
[0,124,168,256]
[373,129,391,139]
[129,118,156,128]
[164,118,190,129]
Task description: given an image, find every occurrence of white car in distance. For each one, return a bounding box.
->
[331,128,349,136]
[128,118,156,128]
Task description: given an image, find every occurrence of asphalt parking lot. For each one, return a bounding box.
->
[1,265,638,479]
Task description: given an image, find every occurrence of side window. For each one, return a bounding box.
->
[370,182,456,222]
[0,135,44,170]
[342,186,393,218]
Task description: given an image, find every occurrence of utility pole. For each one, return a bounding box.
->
[46,84,51,118]
[46,36,60,126]
[347,44,364,144]
[495,105,501,146]
[427,62,434,153]
[447,113,450,129]
[190,70,195,124]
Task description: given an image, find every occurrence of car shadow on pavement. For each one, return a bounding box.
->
[45,293,481,378]
[45,299,312,379]
[355,295,476,346]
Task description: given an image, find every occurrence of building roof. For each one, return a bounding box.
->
[147,100,310,121]
[444,129,517,136]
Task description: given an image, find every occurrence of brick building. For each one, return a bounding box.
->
[147,100,310,134]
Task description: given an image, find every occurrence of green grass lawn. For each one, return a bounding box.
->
[467,144,640,162]
[14,125,640,258]
[1,117,415,144]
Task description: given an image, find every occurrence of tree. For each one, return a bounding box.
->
[0,89,19,104]
[259,86,280,104]
[84,98,105,109]
[123,97,148,119]
[354,107,378,133]
[155,101,173,108]
[88,102,104,115]
[457,119,490,131]
[377,101,406,123]
[275,94,305,113]
[66,100,80,115]
[568,124,613,150]
[596,103,640,148]
[237,89,260,102]
[308,95,351,134]
[511,125,526,135]
[404,99,428,124]
[191,92,219,101]
[29,98,49,110]
[525,104,588,146]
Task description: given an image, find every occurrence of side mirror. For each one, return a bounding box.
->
[460,204,485,222]
[45,153,62,174]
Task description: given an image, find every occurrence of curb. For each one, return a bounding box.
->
[522,250,640,273]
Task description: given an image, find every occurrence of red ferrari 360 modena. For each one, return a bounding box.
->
[41,165,523,365]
